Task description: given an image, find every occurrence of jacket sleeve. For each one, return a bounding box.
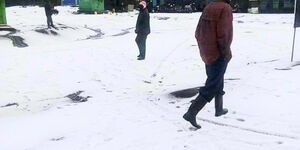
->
[135,13,142,33]
[216,5,233,59]
[136,11,151,35]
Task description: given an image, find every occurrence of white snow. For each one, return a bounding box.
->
[1,6,300,150]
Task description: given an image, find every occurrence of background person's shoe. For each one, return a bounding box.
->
[137,57,145,60]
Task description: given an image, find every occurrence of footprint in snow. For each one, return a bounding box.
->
[50,137,64,141]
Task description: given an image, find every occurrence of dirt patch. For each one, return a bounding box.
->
[1,103,19,108]
[50,137,65,141]
[35,28,59,36]
[84,27,105,40]
[34,24,77,36]
[0,26,28,48]
[155,16,170,20]
[35,28,50,34]
[65,91,91,103]
[0,27,17,33]
[169,87,199,98]
[112,27,134,37]
[112,30,130,36]
[7,36,29,47]
[56,23,77,30]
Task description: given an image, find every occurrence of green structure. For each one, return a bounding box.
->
[0,0,7,24]
[79,0,105,13]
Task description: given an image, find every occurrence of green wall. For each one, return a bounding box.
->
[79,0,104,12]
[0,0,7,24]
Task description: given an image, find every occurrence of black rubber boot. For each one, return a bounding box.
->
[215,94,228,117]
[137,57,145,60]
[183,95,207,129]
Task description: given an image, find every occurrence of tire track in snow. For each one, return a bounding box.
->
[199,118,298,140]
[145,90,299,141]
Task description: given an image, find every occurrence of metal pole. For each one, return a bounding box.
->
[291,28,297,62]
[292,0,298,62]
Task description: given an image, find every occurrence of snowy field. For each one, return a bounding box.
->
[1,6,300,150]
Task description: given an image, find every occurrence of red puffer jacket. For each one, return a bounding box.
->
[195,1,233,64]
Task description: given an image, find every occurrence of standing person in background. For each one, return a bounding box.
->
[44,0,55,28]
[135,1,150,60]
[183,0,233,129]
[148,0,153,12]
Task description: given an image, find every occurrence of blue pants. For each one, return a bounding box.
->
[199,58,229,102]
[135,34,147,58]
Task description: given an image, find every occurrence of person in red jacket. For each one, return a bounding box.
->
[183,0,233,129]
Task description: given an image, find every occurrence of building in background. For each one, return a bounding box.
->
[104,0,137,12]
[231,0,249,12]
[5,0,61,6]
[3,0,296,13]
[231,0,294,13]
[62,0,80,5]
[258,0,294,13]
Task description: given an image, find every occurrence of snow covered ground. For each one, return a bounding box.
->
[1,6,300,150]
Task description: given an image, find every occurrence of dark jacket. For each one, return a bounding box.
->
[135,8,150,35]
[195,1,233,64]
[45,3,53,16]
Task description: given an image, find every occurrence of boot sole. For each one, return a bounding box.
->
[215,109,228,117]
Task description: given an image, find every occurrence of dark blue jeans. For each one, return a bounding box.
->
[135,34,148,58]
[46,15,53,28]
[199,57,229,102]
